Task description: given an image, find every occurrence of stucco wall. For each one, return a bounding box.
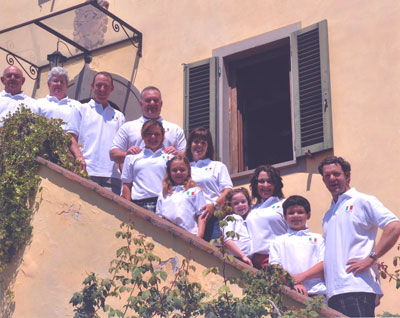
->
[1,0,399,314]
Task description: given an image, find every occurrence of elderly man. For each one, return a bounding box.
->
[36,67,81,130]
[0,66,37,127]
[68,72,125,194]
[109,86,186,164]
[319,156,400,317]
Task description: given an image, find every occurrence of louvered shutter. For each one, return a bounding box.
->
[291,20,333,156]
[183,57,218,150]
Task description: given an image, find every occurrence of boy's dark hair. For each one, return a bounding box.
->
[282,195,311,216]
[318,156,351,175]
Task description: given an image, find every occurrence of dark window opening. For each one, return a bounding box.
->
[233,39,293,170]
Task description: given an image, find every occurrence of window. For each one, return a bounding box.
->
[183,20,332,174]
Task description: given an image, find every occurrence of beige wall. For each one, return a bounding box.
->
[0,164,242,317]
[1,0,400,314]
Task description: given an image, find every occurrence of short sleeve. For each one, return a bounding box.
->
[111,123,129,151]
[318,235,325,262]
[175,127,187,152]
[65,106,81,135]
[364,196,399,229]
[216,162,233,192]
[193,188,206,216]
[269,239,282,265]
[121,154,136,183]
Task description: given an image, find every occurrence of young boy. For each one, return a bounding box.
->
[269,195,326,297]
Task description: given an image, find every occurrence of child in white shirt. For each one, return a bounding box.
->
[221,188,253,266]
[269,195,326,296]
[156,155,206,237]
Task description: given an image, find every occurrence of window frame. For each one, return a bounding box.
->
[184,21,332,178]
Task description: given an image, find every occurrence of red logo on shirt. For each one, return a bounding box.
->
[186,191,195,196]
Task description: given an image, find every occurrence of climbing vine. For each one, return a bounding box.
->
[0,106,85,271]
[70,222,327,318]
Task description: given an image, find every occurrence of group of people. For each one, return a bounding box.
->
[1,65,400,317]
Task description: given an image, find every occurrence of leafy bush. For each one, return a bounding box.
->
[0,106,85,271]
[70,222,327,318]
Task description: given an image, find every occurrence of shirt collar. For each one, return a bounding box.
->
[191,158,211,166]
[257,196,282,208]
[89,98,111,109]
[143,147,164,155]
[331,187,356,206]
[1,90,27,99]
[46,94,70,104]
[139,115,163,123]
[287,227,310,236]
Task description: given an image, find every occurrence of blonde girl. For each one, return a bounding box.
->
[156,155,207,237]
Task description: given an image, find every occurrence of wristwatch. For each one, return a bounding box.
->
[213,201,219,210]
[368,251,378,260]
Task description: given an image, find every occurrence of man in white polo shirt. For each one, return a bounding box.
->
[109,86,186,164]
[37,67,81,130]
[68,71,125,194]
[319,156,400,317]
[0,65,37,127]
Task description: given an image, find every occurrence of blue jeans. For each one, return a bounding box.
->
[89,176,121,195]
[328,292,376,317]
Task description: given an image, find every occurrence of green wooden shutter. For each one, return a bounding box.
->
[183,57,218,150]
[291,20,333,157]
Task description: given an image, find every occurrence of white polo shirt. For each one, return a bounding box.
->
[0,90,37,127]
[67,99,125,178]
[121,148,173,200]
[269,228,326,295]
[190,159,233,203]
[322,187,399,299]
[156,185,206,235]
[222,214,252,257]
[246,196,287,255]
[111,116,186,153]
[37,95,81,131]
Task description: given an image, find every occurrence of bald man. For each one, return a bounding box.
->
[0,66,37,127]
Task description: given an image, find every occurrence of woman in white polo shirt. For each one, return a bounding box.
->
[121,120,173,212]
[246,165,287,269]
[185,127,233,241]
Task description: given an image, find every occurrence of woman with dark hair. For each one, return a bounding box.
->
[121,120,173,212]
[185,127,233,241]
[246,165,287,269]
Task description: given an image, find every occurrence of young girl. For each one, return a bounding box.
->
[156,155,207,238]
[222,188,253,266]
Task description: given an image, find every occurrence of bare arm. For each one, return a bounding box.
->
[197,213,207,238]
[69,133,86,171]
[346,220,400,275]
[110,146,142,164]
[122,183,132,201]
[224,240,253,266]
[200,188,232,220]
[291,261,324,285]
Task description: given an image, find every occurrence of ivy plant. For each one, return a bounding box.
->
[0,106,86,271]
[70,221,327,318]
